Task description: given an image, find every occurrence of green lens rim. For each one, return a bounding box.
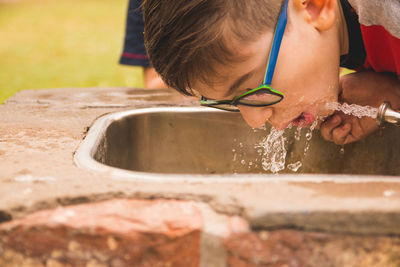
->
[235,84,283,100]
[200,97,232,106]
[200,85,284,111]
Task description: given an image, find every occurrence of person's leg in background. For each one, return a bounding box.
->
[119,0,167,89]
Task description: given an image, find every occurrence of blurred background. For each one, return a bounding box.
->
[0,0,143,104]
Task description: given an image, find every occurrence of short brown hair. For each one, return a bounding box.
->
[142,0,282,96]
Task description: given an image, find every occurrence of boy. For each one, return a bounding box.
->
[142,0,400,145]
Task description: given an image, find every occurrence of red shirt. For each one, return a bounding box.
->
[361,25,400,76]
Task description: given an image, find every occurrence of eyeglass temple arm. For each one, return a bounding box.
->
[263,0,289,85]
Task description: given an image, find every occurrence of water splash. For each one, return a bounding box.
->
[256,127,287,173]
[235,117,322,174]
[326,102,378,118]
[304,119,319,154]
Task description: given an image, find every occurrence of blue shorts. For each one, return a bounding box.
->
[119,0,150,67]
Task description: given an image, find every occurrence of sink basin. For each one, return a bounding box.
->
[75,107,400,180]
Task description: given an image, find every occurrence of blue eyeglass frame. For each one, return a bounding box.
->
[200,0,289,111]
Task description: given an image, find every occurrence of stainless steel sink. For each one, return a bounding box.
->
[75,107,400,180]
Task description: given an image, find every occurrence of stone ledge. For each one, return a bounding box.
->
[2,198,400,267]
[0,199,249,267]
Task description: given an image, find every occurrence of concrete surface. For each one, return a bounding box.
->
[1,87,400,236]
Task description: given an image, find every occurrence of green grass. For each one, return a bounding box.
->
[0,0,144,104]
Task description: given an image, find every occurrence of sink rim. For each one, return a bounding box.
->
[74,106,400,183]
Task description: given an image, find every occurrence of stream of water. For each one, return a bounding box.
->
[244,102,379,174]
[325,102,378,118]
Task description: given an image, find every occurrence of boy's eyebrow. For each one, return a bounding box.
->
[224,70,255,98]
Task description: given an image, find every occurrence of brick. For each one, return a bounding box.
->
[0,199,203,267]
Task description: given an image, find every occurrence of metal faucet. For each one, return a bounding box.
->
[377,102,400,126]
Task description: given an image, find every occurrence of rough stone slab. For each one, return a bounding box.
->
[1,87,400,236]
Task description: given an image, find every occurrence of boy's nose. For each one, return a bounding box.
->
[238,105,273,128]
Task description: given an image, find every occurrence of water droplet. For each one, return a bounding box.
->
[305,132,312,141]
[304,145,310,154]
[294,127,302,141]
[259,125,267,130]
[383,190,396,197]
[287,161,302,172]
[310,119,319,131]
[233,153,237,161]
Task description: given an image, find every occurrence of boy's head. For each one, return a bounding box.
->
[143,0,346,130]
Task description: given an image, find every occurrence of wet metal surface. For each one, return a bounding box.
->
[75,107,400,179]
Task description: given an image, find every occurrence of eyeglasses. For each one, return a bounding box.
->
[200,0,288,112]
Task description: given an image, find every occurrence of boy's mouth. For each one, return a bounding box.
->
[292,112,315,128]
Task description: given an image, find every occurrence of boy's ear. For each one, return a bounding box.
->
[293,0,337,31]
